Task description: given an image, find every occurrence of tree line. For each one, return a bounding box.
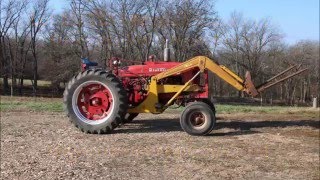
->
[0,0,319,105]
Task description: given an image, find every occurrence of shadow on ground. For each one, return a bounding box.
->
[115,118,319,136]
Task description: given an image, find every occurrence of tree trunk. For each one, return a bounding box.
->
[19,77,24,95]
[303,81,307,103]
[280,84,283,100]
[8,39,15,96]
[0,38,9,94]
[291,84,296,105]
[2,76,9,94]
[300,80,303,103]
[33,56,38,96]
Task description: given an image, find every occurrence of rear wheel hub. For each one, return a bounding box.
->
[91,98,101,106]
[73,81,114,122]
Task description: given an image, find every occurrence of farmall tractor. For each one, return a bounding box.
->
[63,42,307,136]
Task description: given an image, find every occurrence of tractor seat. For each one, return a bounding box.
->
[81,58,98,71]
[81,58,98,66]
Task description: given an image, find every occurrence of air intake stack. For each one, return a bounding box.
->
[164,39,170,62]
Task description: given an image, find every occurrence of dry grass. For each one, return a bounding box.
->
[1,97,319,179]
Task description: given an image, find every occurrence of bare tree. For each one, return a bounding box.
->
[70,0,90,59]
[108,0,143,60]
[83,0,117,66]
[42,12,80,88]
[14,17,32,95]
[0,0,27,94]
[1,0,315,103]
[219,12,282,80]
[29,0,50,95]
[286,40,319,103]
[158,0,217,61]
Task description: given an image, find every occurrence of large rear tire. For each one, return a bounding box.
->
[63,70,128,134]
[180,101,215,136]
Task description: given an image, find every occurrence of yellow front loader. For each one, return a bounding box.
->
[126,56,307,135]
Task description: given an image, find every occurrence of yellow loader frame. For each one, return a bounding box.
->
[127,55,307,114]
[127,56,258,114]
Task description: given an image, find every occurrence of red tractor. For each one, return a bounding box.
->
[64,44,306,135]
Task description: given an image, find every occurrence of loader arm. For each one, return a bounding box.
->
[154,56,257,96]
[128,56,306,114]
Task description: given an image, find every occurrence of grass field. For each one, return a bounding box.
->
[0,96,62,112]
[1,96,317,115]
[1,96,319,179]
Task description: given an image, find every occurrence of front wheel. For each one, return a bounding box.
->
[180,102,215,136]
[63,70,128,134]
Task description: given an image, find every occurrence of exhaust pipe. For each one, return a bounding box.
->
[164,39,170,62]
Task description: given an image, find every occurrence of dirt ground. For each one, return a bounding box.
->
[1,109,319,180]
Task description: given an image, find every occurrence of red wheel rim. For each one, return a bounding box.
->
[73,81,113,122]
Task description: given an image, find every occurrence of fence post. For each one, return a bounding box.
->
[313,97,318,108]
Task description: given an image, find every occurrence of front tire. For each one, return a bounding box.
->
[180,101,215,136]
[63,70,127,134]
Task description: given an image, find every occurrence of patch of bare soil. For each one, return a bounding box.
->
[1,111,319,179]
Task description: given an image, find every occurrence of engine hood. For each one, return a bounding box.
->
[118,61,181,77]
